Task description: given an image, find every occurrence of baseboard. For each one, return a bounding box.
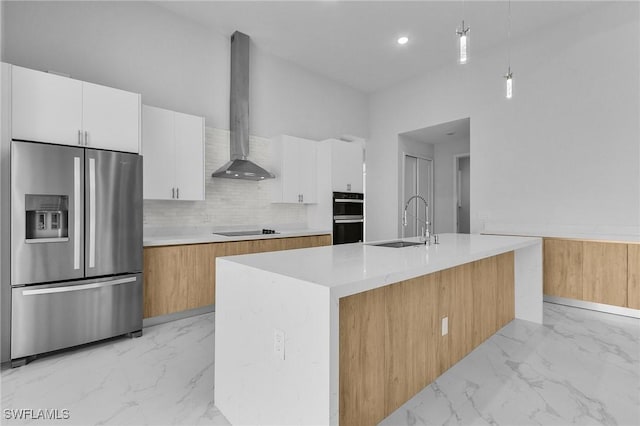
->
[544,296,640,319]
[143,305,215,328]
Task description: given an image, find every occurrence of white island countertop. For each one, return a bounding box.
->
[214,233,543,426]
[143,227,331,247]
[221,233,541,298]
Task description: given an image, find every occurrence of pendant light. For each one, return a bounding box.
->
[456,1,470,64]
[504,0,513,99]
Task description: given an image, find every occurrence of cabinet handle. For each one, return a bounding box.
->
[172,188,175,199]
[301,194,304,203]
[176,188,179,199]
[78,130,82,145]
[84,131,89,146]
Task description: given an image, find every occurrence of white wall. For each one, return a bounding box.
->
[0,0,368,363]
[434,137,470,234]
[2,1,368,140]
[367,2,639,241]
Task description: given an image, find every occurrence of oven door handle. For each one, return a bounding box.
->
[334,219,364,224]
[334,199,364,203]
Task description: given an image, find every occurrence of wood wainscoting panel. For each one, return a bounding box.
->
[543,238,583,299]
[339,286,386,426]
[582,242,628,307]
[629,244,640,309]
[384,273,440,415]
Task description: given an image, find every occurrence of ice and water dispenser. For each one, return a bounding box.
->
[25,194,69,241]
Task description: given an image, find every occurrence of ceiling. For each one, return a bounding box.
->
[156,1,602,94]
[402,117,470,144]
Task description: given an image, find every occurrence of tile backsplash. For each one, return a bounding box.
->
[143,127,306,228]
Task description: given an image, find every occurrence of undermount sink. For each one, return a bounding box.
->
[369,240,425,248]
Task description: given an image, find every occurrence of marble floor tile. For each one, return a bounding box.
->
[380,302,640,426]
[1,313,230,426]
[1,303,637,426]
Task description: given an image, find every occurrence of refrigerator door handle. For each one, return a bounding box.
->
[21,277,137,296]
[73,157,81,270]
[88,157,96,269]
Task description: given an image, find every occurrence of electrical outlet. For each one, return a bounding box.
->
[274,329,285,360]
[441,317,448,336]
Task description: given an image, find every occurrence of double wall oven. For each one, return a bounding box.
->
[333,192,364,244]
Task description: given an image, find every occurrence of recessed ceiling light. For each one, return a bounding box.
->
[397,36,409,45]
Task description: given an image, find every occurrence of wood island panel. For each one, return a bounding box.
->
[472,256,498,346]
[497,252,516,328]
[582,242,627,307]
[384,273,440,415]
[450,262,474,366]
[339,286,386,426]
[543,238,583,299]
[339,252,515,425]
[628,244,640,309]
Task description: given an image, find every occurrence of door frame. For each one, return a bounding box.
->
[401,152,434,238]
[453,153,470,234]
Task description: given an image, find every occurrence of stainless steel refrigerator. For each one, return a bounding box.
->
[10,140,143,367]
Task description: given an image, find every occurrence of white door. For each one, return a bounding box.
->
[82,81,140,153]
[174,112,205,201]
[402,154,433,238]
[11,66,83,146]
[142,105,175,200]
[456,155,471,233]
[280,137,301,203]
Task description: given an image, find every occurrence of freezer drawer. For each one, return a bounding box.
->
[11,274,142,360]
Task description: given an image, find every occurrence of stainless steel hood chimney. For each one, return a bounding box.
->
[212,31,275,181]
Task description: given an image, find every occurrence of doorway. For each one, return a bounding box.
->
[402,154,433,238]
[455,154,470,233]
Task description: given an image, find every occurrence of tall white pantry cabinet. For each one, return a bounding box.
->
[11,65,140,153]
[142,105,205,201]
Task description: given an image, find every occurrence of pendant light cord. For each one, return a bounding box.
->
[507,0,512,70]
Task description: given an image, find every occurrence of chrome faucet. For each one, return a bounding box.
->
[403,194,431,245]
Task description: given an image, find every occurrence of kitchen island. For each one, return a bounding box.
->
[214,233,542,425]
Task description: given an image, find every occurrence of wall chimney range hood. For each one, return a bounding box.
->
[212,31,275,181]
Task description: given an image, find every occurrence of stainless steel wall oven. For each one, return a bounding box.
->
[333,192,364,244]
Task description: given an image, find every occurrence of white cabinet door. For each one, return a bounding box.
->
[271,135,317,204]
[142,106,175,200]
[331,139,363,193]
[83,82,140,153]
[174,112,204,201]
[298,138,317,203]
[12,66,83,145]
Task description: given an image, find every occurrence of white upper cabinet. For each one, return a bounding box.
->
[142,105,204,201]
[174,111,205,201]
[328,138,364,193]
[270,135,317,204]
[82,81,140,153]
[12,66,83,146]
[11,65,141,153]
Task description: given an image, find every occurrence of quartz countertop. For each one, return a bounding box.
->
[219,233,541,298]
[143,226,332,247]
[482,225,640,244]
